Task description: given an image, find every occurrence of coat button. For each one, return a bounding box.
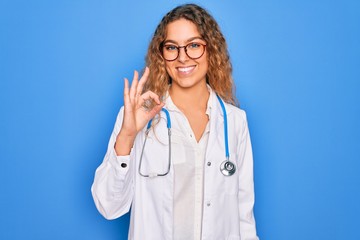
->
[207,202,211,207]
[121,163,127,168]
[207,162,211,166]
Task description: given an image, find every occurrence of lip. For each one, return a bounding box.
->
[176,65,196,75]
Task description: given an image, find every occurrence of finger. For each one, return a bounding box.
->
[136,67,150,95]
[129,70,139,102]
[136,92,161,110]
[147,102,165,119]
[138,91,162,106]
[124,78,129,95]
[123,78,131,109]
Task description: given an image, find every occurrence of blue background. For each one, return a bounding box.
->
[1,0,359,239]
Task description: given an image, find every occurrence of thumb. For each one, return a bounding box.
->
[147,102,165,120]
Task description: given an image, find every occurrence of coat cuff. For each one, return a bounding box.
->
[108,148,131,175]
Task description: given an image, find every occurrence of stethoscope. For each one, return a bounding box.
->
[138,95,236,178]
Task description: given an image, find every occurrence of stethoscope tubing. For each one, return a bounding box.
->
[216,94,230,161]
[139,109,172,178]
[138,95,236,177]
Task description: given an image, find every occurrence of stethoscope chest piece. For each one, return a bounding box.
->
[220,160,236,176]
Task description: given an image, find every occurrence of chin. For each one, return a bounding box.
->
[172,77,205,89]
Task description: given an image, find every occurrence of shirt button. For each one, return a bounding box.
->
[121,163,127,168]
[207,162,211,166]
[207,202,211,207]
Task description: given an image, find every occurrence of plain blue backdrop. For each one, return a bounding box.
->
[1,0,359,239]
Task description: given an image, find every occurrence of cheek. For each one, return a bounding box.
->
[202,58,208,68]
[199,59,208,73]
[165,63,175,77]
[199,53,208,70]
[204,54,209,68]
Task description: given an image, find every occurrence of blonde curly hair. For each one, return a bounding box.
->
[144,3,238,106]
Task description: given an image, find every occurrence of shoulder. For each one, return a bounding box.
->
[224,102,248,124]
[209,86,248,124]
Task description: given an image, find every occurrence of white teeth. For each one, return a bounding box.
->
[177,66,194,72]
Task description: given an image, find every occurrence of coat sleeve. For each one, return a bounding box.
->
[237,111,260,240]
[91,107,135,220]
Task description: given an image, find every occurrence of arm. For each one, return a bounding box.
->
[91,68,164,220]
[91,108,135,219]
[238,112,260,240]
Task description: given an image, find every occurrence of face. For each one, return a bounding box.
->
[163,18,208,91]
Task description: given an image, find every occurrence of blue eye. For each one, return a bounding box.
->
[188,43,201,49]
[164,45,177,51]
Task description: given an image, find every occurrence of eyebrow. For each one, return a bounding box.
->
[163,36,205,45]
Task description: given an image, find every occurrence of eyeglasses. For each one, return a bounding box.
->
[161,42,207,61]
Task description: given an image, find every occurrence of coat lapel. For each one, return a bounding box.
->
[205,90,231,162]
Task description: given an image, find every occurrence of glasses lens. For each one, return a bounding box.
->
[185,43,205,59]
[162,44,178,61]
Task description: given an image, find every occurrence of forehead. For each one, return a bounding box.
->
[165,18,201,42]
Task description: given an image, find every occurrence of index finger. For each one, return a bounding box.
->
[136,67,150,95]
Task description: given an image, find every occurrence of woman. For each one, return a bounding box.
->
[92,3,259,240]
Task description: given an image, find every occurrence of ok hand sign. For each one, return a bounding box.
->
[115,67,164,156]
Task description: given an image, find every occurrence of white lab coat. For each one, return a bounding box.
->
[91,89,259,240]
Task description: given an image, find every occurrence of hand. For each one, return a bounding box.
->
[115,67,164,155]
[122,67,164,135]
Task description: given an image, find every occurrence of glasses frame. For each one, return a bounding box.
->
[160,42,207,62]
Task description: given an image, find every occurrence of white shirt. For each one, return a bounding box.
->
[91,87,259,240]
[166,92,211,240]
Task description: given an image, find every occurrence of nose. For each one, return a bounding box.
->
[177,46,189,62]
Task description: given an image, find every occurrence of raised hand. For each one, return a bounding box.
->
[115,67,164,155]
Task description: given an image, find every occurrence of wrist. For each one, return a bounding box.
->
[115,130,136,156]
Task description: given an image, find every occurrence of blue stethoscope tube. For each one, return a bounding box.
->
[138,95,236,177]
[139,108,172,178]
[216,95,236,176]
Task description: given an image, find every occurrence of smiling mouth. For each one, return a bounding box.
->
[176,66,196,74]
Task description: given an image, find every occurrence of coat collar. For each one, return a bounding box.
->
[160,86,232,158]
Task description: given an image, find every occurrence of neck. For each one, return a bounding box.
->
[169,82,210,112]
